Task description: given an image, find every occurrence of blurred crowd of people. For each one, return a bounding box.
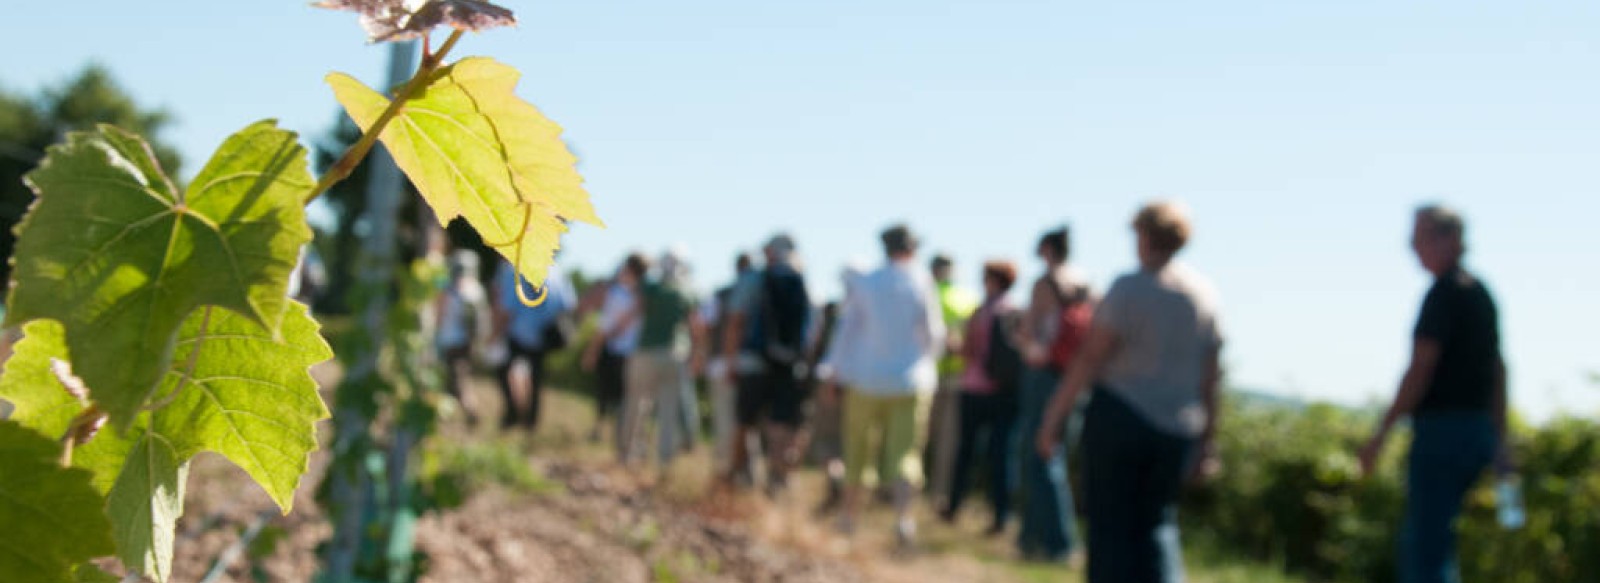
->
[428,200,1506,583]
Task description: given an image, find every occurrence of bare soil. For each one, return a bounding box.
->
[161,382,1031,583]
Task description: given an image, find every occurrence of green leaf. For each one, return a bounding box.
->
[0,420,116,583]
[0,303,331,581]
[150,303,332,512]
[73,564,119,583]
[327,57,602,288]
[7,121,314,428]
[107,434,187,583]
[0,320,82,438]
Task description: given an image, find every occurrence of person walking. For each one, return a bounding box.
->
[820,224,945,548]
[807,267,854,515]
[1358,205,1509,583]
[490,257,576,431]
[721,235,812,492]
[618,249,704,467]
[583,254,647,447]
[1037,201,1223,583]
[941,260,1023,536]
[436,250,491,426]
[1015,227,1091,562]
[701,253,754,477]
[926,254,980,504]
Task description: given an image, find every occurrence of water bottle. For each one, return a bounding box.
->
[1496,475,1525,530]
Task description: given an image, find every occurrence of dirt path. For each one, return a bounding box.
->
[164,380,1035,583]
[170,454,1024,583]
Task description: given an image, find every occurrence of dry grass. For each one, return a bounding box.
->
[502,380,1306,583]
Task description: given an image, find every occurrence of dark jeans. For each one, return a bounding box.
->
[595,348,627,421]
[495,340,548,429]
[1401,412,1495,583]
[441,345,475,422]
[1018,367,1078,559]
[1082,388,1192,583]
[946,390,1018,528]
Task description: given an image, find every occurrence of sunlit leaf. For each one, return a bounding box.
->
[327,57,602,288]
[0,303,330,581]
[0,420,116,583]
[6,121,314,428]
[149,303,332,511]
[106,434,186,583]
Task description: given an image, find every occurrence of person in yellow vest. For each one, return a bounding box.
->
[925,254,979,505]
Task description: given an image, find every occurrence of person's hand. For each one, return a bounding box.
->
[1188,441,1221,485]
[1357,436,1385,478]
[819,381,839,409]
[1023,342,1051,368]
[720,357,739,385]
[1034,421,1060,460]
[580,341,601,373]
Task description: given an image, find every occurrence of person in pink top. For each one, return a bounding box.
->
[940,260,1024,535]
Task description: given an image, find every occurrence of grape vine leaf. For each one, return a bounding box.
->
[0,303,331,582]
[0,420,116,583]
[6,121,314,429]
[73,564,119,583]
[0,321,83,438]
[327,56,602,288]
[149,303,332,511]
[108,434,187,583]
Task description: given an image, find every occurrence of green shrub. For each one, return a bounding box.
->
[1186,397,1599,582]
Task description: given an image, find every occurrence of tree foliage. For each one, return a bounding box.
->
[0,65,181,286]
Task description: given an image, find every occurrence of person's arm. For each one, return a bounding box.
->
[1492,358,1507,435]
[470,289,494,348]
[720,310,745,382]
[688,307,708,377]
[920,283,947,358]
[961,310,984,363]
[819,294,862,406]
[488,271,511,343]
[1024,277,1061,367]
[583,286,639,369]
[1035,324,1118,457]
[1018,278,1047,363]
[1191,344,1223,482]
[1358,338,1442,476]
[1491,357,1514,473]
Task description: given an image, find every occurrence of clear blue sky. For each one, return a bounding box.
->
[4,1,1596,420]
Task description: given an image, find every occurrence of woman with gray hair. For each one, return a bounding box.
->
[1036,201,1224,583]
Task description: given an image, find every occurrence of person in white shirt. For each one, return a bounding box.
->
[820,224,946,548]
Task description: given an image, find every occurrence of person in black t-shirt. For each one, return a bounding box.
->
[1358,204,1509,583]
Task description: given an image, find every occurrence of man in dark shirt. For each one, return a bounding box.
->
[1359,204,1508,583]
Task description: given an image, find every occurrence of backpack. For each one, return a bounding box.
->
[983,308,1024,391]
[1048,278,1093,371]
[758,269,810,371]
